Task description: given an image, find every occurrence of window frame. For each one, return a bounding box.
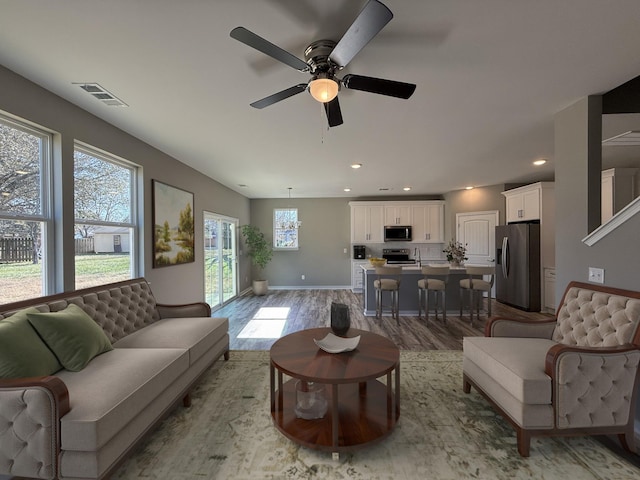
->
[0,112,54,299]
[273,207,299,250]
[73,142,140,285]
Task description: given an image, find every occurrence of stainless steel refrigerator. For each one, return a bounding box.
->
[495,223,541,311]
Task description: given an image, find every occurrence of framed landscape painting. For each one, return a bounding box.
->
[152,180,195,267]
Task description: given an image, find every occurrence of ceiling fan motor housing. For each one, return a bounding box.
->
[305,39,339,77]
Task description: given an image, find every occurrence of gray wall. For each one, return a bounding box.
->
[248,198,352,287]
[443,185,507,240]
[554,96,639,292]
[0,65,251,303]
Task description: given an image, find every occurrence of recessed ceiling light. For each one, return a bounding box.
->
[403,187,411,191]
[351,163,362,169]
[465,186,474,190]
[344,188,351,192]
[533,159,547,166]
[238,184,248,187]
[379,187,390,191]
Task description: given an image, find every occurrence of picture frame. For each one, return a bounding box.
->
[152,180,195,268]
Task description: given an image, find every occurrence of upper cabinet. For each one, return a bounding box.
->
[411,202,445,243]
[505,185,541,222]
[502,182,553,223]
[384,205,411,225]
[350,201,444,244]
[351,204,384,243]
[601,168,638,224]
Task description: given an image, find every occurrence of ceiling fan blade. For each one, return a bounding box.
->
[329,0,393,68]
[324,97,344,127]
[230,27,309,72]
[342,74,416,99]
[250,84,308,109]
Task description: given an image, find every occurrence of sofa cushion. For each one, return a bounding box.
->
[27,304,113,371]
[463,336,556,405]
[56,347,188,451]
[113,316,229,365]
[0,307,62,378]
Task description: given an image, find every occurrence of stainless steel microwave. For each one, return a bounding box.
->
[384,225,412,242]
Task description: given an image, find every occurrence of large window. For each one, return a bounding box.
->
[0,114,52,304]
[273,208,299,249]
[74,144,139,289]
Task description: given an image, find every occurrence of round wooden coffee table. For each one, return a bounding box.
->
[269,328,400,455]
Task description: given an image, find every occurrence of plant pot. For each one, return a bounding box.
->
[252,279,269,296]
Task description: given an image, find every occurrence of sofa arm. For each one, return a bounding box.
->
[485,316,557,338]
[0,376,70,479]
[545,344,640,430]
[157,302,211,319]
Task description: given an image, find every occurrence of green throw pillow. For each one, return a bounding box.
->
[27,304,113,372]
[0,307,63,378]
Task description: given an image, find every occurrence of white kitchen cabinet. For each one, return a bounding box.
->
[601,168,637,224]
[410,202,444,243]
[505,185,541,222]
[384,205,411,225]
[351,204,384,243]
[351,260,368,292]
[544,268,556,313]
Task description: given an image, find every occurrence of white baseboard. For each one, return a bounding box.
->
[268,285,352,290]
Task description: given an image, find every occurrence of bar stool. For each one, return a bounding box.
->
[459,265,495,325]
[417,265,450,324]
[374,266,402,324]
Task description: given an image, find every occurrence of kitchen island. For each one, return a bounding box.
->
[360,264,481,317]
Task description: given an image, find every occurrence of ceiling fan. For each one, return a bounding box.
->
[230,0,416,127]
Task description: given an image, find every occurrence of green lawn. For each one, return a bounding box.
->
[1,254,132,304]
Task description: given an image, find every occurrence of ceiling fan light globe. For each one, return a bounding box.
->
[309,78,339,103]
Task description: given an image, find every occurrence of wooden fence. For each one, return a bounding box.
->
[0,237,95,263]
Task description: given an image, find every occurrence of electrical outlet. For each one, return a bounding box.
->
[588,267,604,284]
[301,274,305,280]
[343,248,347,254]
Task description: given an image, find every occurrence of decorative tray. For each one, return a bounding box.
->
[314,332,361,354]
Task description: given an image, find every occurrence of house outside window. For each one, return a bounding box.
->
[74,143,139,289]
[0,113,52,304]
[273,208,299,249]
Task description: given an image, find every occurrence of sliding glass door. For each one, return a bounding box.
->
[204,212,238,309]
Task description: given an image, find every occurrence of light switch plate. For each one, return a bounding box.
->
[588,267,605,284]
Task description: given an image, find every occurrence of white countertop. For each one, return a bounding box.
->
[360,264,468,273]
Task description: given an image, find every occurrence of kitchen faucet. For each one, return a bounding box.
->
[414,247,421,266]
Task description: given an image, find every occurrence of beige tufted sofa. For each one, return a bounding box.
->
[0,278,229,479]
[463,281,640,456]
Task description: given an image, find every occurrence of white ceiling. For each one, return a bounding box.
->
[2,0,640,199]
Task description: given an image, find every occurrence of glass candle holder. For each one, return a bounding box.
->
[294,380,327,420]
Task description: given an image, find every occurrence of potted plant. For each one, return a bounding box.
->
[241,224,273,295]
[443,239,468,267]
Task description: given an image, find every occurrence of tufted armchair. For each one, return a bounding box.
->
[463,281,640,456]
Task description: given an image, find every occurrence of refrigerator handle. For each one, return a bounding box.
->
[501,236,509,278]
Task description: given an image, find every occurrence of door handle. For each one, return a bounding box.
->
[501,236,509,278]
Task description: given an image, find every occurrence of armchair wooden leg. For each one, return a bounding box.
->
[516,428,531,457]
[463,375,471,394]
[224,350,230,361]
[619,429,637,454]
[183,393,192,408]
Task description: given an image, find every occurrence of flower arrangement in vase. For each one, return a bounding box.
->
[443,239,468,267]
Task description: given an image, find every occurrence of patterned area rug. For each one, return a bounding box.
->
[113,351,639,479]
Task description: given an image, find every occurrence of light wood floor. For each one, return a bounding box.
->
[215,289,553,351]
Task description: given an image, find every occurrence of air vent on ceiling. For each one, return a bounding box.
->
[73,83,128,107]
[602,130,640,146]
